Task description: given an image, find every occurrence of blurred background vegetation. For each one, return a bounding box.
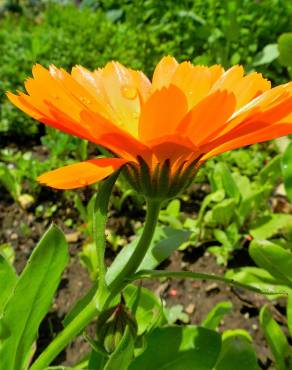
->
[0,0,292,135]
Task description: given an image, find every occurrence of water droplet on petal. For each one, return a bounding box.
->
[79,96,91,105]
[121,85,137,100]
[79,178,88,186]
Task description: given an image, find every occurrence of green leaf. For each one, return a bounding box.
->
[249,239,292,288]
[253,43,279,66]
[0,255,17,316]
[0,225,68,370]
[202,301,233,330]
[225,267,289,297]
[0,163,21,202]
[165,305,189,324]
[106,226,190,285]
[283,142,292,202]
[123,284,166,335]
[216,163,241,202]
[129,325,221,370]
[210,199,236,227]
[250,214,292,240]
[215,330,259,370]
[258,155,282,186]
[260,305,292,370]
[278,33,292,67]
[104,326,134,370]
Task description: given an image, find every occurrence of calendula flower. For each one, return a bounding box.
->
[7,57,292,199]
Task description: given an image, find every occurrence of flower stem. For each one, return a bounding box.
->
[107,199,161,300]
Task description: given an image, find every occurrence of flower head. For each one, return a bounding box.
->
[7,57,292,199]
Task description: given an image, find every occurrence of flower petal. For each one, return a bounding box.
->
[171,62,212,108]
[151,56,178,91]
[139,85,188,142]
[178,90,236,146]
[37,158,128,189]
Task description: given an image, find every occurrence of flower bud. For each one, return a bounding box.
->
[96,304,137,353]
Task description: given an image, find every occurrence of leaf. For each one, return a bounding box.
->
[214,330,259,370]
[103,326,135,370]
[129,325,221,370]
[216,163,241,203]
[202,301,233,330]
[259,155,282,185]
[249,239,292,288]
[278,33,292,67]
[282,142,292,202]
[260,305,292,370]
[165,305,189,324]
[106,226,190,285]
[250,214,292,240]
[0,255,17,316]
[0,163,20,202]
[225,267,289,297]
[123,284,166,335]
[253,43,279,66]
[210,199,236,227]
[0,225,68,370]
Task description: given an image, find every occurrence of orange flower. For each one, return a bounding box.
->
[7,57,292,198]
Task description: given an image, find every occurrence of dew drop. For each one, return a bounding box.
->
[79,178,88,186]
[79,96,91,105]
[121,85,137,100]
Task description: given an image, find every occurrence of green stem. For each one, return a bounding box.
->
[29,299,98,370]
[107,199,161,299]
[130,270,287,296]
[93,172,120,288]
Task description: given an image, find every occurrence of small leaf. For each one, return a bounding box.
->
[260,305,292,370]
[253,43,279,66]
[250,214,292,240]
[278,33,292,67]
[202,301,233,330]
[123,284,166,335]
[249,240,292,288]
[225,267,288,297]
[129,326,221,370]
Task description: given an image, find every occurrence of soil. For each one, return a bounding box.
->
[0,140,288,370]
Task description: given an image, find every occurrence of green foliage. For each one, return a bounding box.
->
[0,224,68,370]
